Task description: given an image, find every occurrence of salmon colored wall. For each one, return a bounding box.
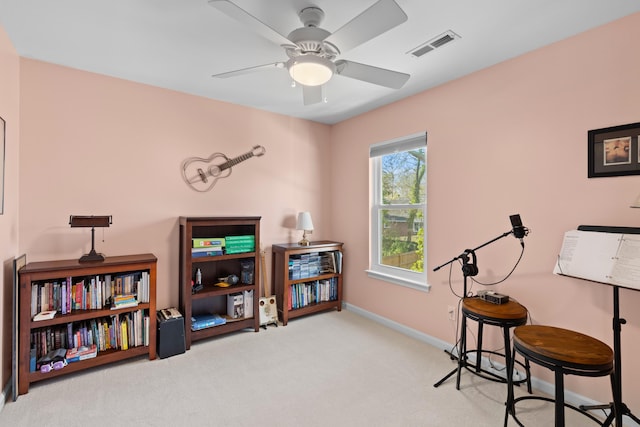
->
[0,26,20,393]
[18,59,334,308]
[5,11,640,411]
[331,13,640,407]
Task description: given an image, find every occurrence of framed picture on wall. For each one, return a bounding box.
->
[0,115,4,214]
[588,122,640,178]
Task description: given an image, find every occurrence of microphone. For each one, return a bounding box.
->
[509,214,528,246]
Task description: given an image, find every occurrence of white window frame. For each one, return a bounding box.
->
[367,132,429,292]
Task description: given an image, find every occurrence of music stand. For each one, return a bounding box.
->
[578,284,637,426]
[574,225,640,426]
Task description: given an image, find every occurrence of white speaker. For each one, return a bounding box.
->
[259,296,278,327]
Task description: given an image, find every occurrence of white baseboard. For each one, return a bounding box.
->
[343,302,638,427]
[0,379,10,414]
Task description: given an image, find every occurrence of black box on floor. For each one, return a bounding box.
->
[157,310,186,359]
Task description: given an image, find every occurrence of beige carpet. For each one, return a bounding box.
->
[0,309,612,426]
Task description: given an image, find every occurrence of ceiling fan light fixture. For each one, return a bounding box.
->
[288,55,335,86]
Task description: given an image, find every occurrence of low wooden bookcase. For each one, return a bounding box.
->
[272,241,343,326]
[178,216,261,349]
[18,254,157,395]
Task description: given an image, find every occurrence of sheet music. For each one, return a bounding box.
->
[610,235,640,289]
[554,229,640,291]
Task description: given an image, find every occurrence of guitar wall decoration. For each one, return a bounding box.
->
[181,145,266,192]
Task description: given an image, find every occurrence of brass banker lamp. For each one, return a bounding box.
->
[69,215,112,262]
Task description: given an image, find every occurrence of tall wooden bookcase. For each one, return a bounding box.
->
[18,253,157,395]
[179,216,260,349]
[272,241,343,326]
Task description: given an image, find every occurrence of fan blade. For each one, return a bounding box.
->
[302,85,323,105]
[212,62,285,78]
[325,0,407,53]
[335,60,409,89]
[208,0,291,46]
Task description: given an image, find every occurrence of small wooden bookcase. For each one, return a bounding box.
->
[272,241,343,326]
[18,253,157,395]
[178,216,261,349]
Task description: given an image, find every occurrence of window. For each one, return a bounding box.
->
[368,132,427,291]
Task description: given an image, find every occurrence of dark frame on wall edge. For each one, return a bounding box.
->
[12,254,26,401]
[0,115,4,214]
[588,122,640,178]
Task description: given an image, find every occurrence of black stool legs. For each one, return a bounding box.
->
[504,325,618,427]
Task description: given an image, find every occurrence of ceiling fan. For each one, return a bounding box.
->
[209,0,410,105]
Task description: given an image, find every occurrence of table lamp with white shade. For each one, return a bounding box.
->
[296,212,314,246]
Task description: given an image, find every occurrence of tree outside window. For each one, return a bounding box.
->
[369,132,427,290]
[380,149,425,272]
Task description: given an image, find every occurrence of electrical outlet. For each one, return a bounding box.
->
[447,305,455,321]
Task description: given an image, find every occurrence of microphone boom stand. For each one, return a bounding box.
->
[433,229,513,388]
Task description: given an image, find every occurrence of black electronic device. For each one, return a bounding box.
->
[461,250,478,277]
[478,290,509,305]
[157,311,186,359]
[159,307,182,320]
[510,214,526,239]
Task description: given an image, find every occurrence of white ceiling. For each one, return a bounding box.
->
[1,0,639,124]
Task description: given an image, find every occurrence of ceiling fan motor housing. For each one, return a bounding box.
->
[298,6,325,27]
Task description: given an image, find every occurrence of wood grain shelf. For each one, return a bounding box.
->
[18,253,157,395]
[272,241,343,326]
[179,217,261,349]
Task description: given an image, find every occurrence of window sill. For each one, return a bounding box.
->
[366,270,431,292]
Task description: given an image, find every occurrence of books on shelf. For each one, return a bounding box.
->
[65,344,97,362]
[191,246,224,257]
[111,294,139,310]
[225,235,255,254]
[320,251,342,274]
[288,251,343,279]
[28,270,151,316]
[288,277,339,310]
[191,313,226,331]
[192,238,225,248]
[191,235,255,255]
[28,309,149,365]
[67,310,147,355]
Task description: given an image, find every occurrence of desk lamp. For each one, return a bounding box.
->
[69,215,112,262]
[296,212,314,246]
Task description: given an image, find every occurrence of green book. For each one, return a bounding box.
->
[224,235,255,242]
[192,238,225,248]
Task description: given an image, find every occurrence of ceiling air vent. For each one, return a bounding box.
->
[408,30,460,58]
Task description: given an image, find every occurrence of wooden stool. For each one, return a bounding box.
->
[455,297,531,389]
[505,325,617,427]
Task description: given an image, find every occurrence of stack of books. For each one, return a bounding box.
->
[192,237,225,257]
[65,344,97,362]
[191,313,226,331]
[225,235,255,254]
[111,294,138,310]
[288,254,321,279]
